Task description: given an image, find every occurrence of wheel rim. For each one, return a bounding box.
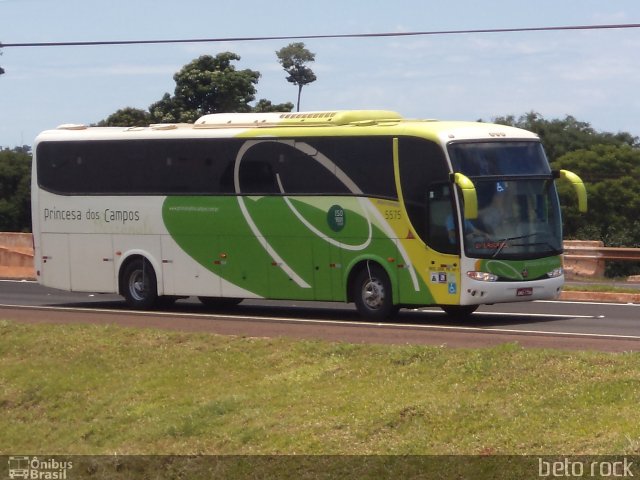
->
[128,269,147,301]
[362,276,385,310]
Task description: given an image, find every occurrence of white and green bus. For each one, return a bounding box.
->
[31,110,586,319]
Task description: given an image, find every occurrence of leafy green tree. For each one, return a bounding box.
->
[0,148,31,231]
[148,93,184,124]
[276,42,317,112]
[96,107,150,127]
[252,99,294,113]
[168,52,261,122]
[493,112,638,162]
[554,144,640,247]
[100,52,289,125]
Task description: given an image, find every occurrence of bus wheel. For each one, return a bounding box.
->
[122,258,158,310]
[353,264,398,320]
[198,297,243,309]
[440,305,478,317]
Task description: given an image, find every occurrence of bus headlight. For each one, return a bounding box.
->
[546,267,563,278]
[466,271,498,282]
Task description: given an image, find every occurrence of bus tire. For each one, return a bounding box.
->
[440,305,478,317]
[121,258,158,310]
[352,263,398,320]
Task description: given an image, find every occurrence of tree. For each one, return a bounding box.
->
[276,42,317,112]
[493,112,638,162]
[169,52,261,122]
[100,52,290,125]
[96,107,150,127]
[0,148,31,231]
[148,93,183,124]
[252,99,294,113]
[554,144,640,243]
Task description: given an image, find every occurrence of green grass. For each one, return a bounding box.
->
[2,320,640,457]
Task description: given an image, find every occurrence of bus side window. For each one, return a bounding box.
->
[427,184,458,254]
[238,160,278,194]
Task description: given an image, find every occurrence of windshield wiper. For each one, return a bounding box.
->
[492,233,537,258]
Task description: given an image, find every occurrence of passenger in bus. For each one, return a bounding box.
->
[445,182,508,244]
[445,214,489,245]
[479,182,509,235]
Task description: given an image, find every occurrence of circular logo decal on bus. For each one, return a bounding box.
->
[327,205,346,232]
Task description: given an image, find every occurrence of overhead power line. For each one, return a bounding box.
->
[2,23,640,48]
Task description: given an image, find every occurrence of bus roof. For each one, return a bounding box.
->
[35,110,539,143]
[195,110,404,127]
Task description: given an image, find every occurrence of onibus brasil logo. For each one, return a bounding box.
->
[7,457,72,479]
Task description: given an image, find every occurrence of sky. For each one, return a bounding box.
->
[1,0,640,148]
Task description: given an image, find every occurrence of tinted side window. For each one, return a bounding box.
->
[319,137,397,199]
[37,136,400,198]
[238,137,398,198]
[427,183,458,254]
[36,139,237,195]
[397,137,450,245]
[236,140,350,195]
[149,140,238,194]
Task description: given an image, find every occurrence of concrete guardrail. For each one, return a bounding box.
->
[563,240,640,281]
[0,232,35,280]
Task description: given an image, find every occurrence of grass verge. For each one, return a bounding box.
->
[1,320,640,456]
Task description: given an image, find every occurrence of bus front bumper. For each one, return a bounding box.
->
[458,274,565,306]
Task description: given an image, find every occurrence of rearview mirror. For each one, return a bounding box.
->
[451,172,478,220]
[556,169,588,213]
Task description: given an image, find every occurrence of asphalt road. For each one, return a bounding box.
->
[1,280,639,351]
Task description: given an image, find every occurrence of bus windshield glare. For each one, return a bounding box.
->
[448,141,562,259]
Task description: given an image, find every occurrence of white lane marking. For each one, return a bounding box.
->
[416,308,594,319]
[536,300,639,307]
[2,303,640,342]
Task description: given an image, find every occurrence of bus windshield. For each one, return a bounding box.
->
[460,178,562,259]
[448,141,551,176]
[448,141,562,259]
